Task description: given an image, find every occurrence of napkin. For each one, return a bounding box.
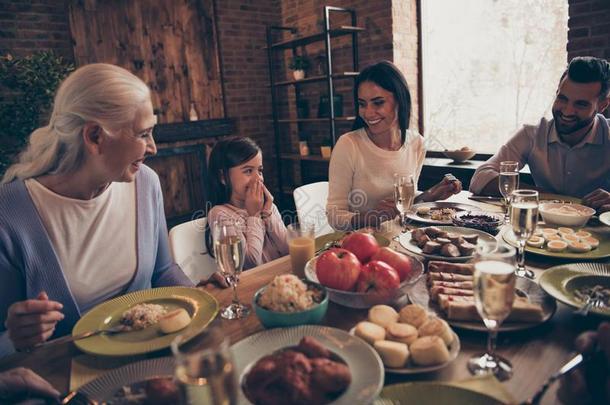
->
[70,354,147,391]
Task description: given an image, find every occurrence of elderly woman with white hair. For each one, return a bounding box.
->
[0,63,193,356]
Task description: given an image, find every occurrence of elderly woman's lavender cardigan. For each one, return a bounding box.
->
[0,165,193,356]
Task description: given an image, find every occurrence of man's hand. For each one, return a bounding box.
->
[582,188,610,213]
[0,367,60,402]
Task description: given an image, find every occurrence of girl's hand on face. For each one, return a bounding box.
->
[261,184,274,217]
[245,178,264,217]
[5,292,64,351]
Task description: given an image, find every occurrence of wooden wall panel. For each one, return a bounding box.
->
[68,0,224,123]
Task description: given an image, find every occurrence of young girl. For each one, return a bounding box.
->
[205,137,288,270]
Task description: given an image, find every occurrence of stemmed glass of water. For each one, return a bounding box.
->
[394,173,416,231]
[510,190,539,279]
[212,220,250,319]
[467,244,517,381]
[499,161,519,223]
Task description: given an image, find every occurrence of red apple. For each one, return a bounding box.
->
[355,260,401,293]
[316,248,362,291]
[370,247,413,282]
[341,232,380,263]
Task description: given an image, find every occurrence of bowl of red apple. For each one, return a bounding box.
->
[304,232,424,309]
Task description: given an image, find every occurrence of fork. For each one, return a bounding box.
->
[575,292,604,316]
[31,324,128,350]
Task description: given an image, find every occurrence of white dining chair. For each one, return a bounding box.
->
[169,217,217,284]
[293,181,334,237]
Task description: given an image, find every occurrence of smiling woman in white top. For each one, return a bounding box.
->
[327,61,462,230]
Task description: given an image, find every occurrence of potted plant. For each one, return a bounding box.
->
[0,52,74,175]
[289,56,310,80]
[320,137,332,159]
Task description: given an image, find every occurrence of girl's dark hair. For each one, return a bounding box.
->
[204,137,261,256]
[352,60,412,145]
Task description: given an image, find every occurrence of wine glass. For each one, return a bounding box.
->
[499,161,519,224]
[394,173,415,231]
[467,244,517,381]
[510,189,539,279]
[171,325,238,404]
[212,220,250,319]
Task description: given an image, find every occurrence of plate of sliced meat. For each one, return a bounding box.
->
[397,226,497,262]
[408,261,557,332]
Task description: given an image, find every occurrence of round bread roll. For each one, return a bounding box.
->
[354,321,386,344]
[399,304,428,328]
[418,317,453,346]
[410,336,450,366]
[368,305,399,328]
[374,340,410,368]
[159,308,191,334]
[547,240,568,252]
[386,322,418,345]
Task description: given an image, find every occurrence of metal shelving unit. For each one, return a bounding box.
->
[265,6,363,205]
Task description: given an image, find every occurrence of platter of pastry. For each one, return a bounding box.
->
[408,261,556,332]
[502,225,610,260]
[407,202,481,225]
[350,304,460,374]
[397,226,497,262]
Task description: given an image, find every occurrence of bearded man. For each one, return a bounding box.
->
[469,56,610,212]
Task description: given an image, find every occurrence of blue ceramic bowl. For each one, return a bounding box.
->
[253,280,329,329]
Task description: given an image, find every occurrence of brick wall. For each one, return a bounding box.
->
[567,0,610,60]
[214,0,281,192]
[0,0,73,60]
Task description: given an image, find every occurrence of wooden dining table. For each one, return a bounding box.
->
[0,191,607,404]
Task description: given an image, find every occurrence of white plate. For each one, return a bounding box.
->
[397,226,497,262]
[600,211,610,227]
[407,202,481,225]
[232,325,384,405]
[409,276,557,332]
[349,328,460,374]
[76,356,175,401]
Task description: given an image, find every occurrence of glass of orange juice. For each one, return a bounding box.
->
[287,222,315,278]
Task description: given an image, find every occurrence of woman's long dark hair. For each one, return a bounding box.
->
[352,60,412,145]
[204,137,262,257]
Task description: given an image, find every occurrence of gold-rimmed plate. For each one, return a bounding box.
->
[502,227,610,260]
[73,287,218,356]
[539,262,610,317]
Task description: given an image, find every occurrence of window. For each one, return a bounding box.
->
[420,0,568,154]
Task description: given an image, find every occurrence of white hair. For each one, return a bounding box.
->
[1,63,150,184]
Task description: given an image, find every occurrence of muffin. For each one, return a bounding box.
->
[399,304,428,328]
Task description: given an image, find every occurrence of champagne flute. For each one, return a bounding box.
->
[172,326,238,405]
[467,244,517,381]
[394,173,416,231]
[213,220,250,319]
[499,161,519,224]
[510,189,539,279]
